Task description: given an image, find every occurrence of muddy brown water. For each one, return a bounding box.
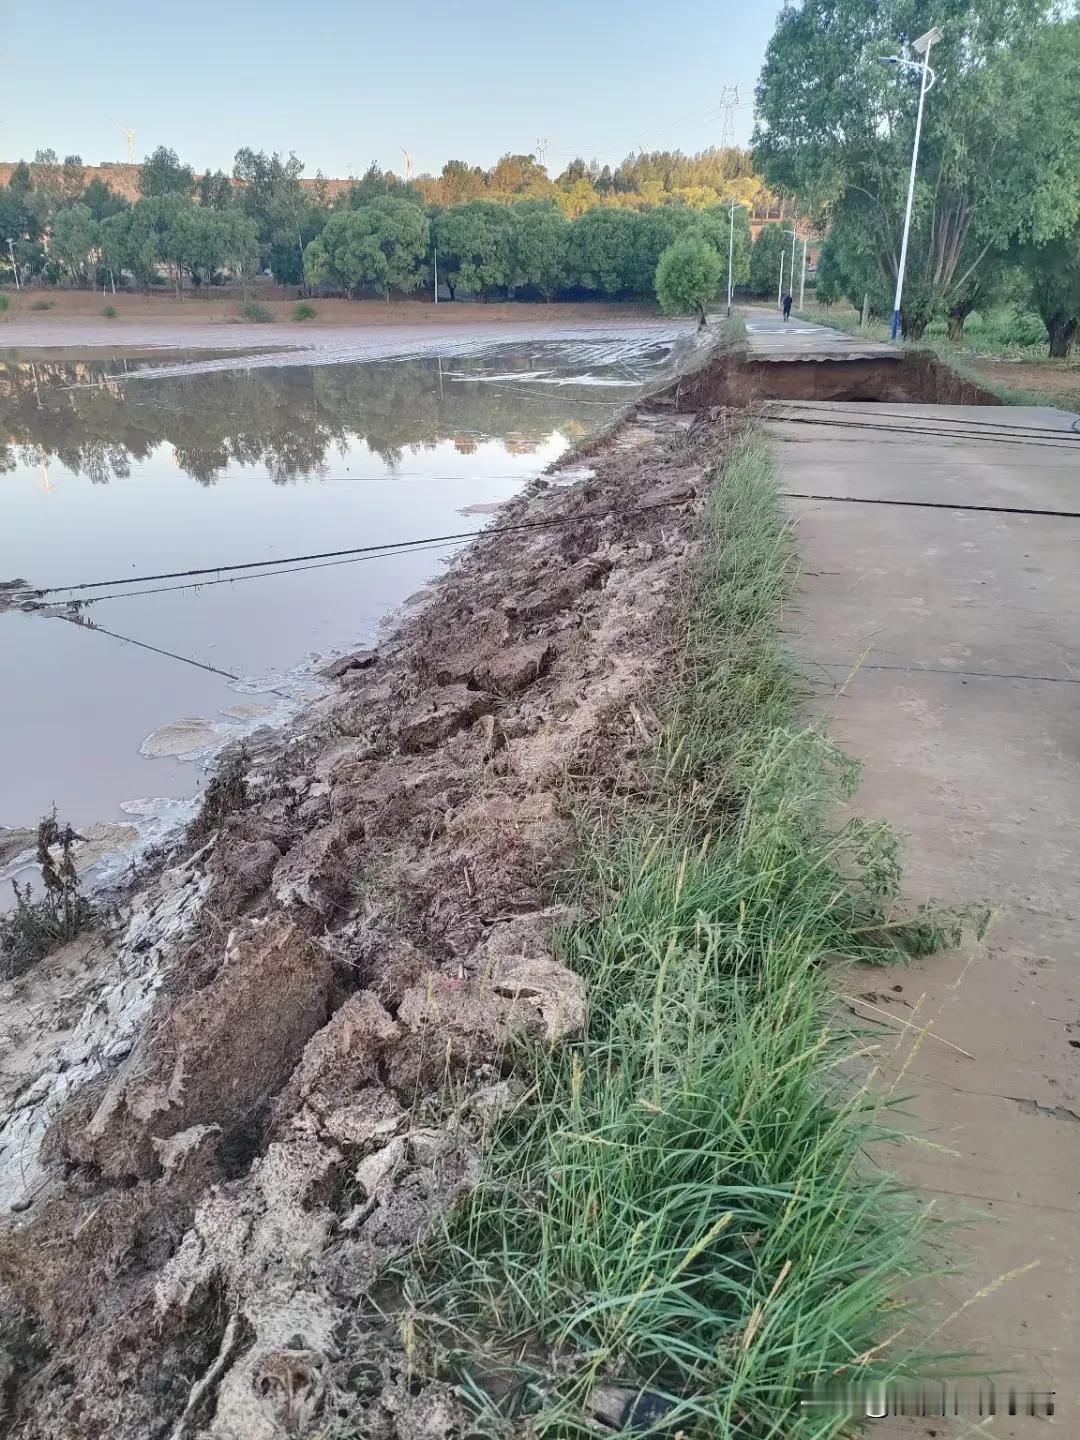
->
[0,330,688,878]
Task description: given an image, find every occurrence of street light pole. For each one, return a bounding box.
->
[726,198,736,317]
[799,235,808,311]
[888,26,943,340]
[778,249,785,310]
[434,244,438,305]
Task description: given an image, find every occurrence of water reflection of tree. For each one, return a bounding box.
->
[0,351,622,485]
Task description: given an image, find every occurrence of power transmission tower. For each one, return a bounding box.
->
[400,148,413,180]
[536,137,549,169]
[719,86,740,149]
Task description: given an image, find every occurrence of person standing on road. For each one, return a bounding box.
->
[782,292,793,321]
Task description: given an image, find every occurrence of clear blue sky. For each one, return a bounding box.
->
[4,0,785,179]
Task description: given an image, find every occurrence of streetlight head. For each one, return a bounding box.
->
[912,25,943,55]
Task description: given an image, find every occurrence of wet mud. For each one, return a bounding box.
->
[0,362,730,1439]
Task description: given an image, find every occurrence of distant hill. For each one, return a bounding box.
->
[0,160,352,203]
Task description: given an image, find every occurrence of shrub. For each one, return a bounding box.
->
[293,300,316,321]
[239,299,273,323]
[30,298,54,311]
[0,813,96,979]
[0,294,9,314]
[102,304,117,319]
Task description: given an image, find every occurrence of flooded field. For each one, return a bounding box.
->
[0,327,688,879]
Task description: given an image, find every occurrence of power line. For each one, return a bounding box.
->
[30,493,698,601]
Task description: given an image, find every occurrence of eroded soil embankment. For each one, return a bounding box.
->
[665,347,1001,405]
[0,388,731,1438]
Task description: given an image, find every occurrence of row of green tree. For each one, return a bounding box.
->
[0,145,756,309]
[0,144,768,299]
[753,0,1080,356]
[302,197,752,306]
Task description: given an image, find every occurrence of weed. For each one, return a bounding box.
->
[187,745,250,844]
[1,812,96,979]
[239,299,273,323]
[30,299,53,312]
[401,432,952,1436]
[101,304,117,319]
[293,301,317,321]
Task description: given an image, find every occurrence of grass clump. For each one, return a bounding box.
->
[30,298,53,311]
[1,812,96,979]
[403,431,952,1437]
[0,294,8,315]
[293,300,317,321]
[239,299,273,323]
[101,304,117,319]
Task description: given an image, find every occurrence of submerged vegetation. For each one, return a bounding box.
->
[0,813,96,979]
[401,431,956,1435]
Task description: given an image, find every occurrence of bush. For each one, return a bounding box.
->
[239,299,273,323]
[102,304,117,319]
[30,298,54,311]
[0,294,8,314]
[293,300,316,321]
[0,813,96,979]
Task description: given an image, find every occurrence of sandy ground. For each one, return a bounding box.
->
[750,315,1077,1436]
[0,293,675,358]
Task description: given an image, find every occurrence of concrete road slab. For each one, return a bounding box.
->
[772,392,1080,1435]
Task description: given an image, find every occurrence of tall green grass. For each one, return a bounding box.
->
[404,432,952,1437]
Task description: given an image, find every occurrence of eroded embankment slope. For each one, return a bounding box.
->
[0,378,728,1438]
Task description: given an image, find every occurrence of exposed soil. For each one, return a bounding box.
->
[963,353,1080,407]
[670,347,1002,406]
[0,361,730,1438]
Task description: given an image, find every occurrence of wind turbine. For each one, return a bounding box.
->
[115,122,136,163]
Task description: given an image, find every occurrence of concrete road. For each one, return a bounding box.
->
[743,304,899,360]
[751,313,1080,1433]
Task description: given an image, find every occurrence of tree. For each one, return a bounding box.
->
[567,207,641,294]
[749,223,790,299]
[197,170,234,210]
[0,164,45,281]
[432,202,516,298]
[51,204,99,286]
[304,199,430,297]
[137,146,195,199]
[694,203,752,290]
[655,234,723,326]
[232,148,325,283]
[511,203,569,298]
[339,163,420,208]
[753,0,1055,337]
[1021,235,1080,357]
[630,205,697,294]
[82,177,128,222]
[488,153,553,199]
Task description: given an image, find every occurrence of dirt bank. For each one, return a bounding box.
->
[0,360,729,1438]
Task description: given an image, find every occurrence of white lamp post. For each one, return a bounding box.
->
[883,25,943,340]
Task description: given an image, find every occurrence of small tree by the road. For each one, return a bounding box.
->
[655,233,722,326]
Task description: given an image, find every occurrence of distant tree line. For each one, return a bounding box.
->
[0,143,763,311]
[754,0,1080,356]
